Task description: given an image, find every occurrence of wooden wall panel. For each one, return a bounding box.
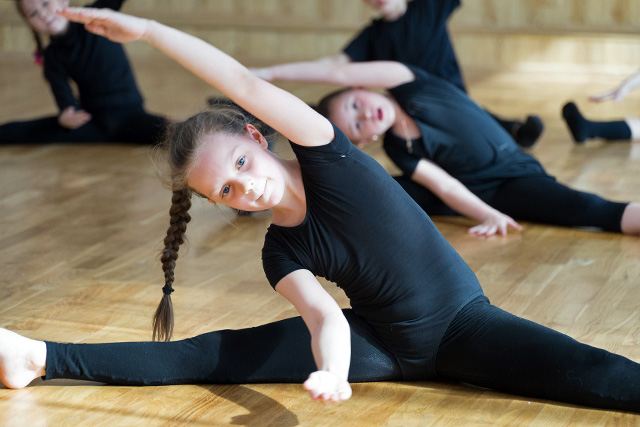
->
[452,0,640,33]
[0,1,639,70]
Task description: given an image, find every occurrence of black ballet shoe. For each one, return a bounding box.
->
[562,102,587,144]
[513,115,544,148]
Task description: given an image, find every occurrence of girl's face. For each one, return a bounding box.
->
[363,0,407,20]
[329,89,396,148]
[20,0,70,36]
[187,126,286,212]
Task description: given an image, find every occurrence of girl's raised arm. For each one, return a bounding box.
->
[60,7,334,147]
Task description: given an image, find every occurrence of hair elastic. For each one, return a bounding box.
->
[162,285,174,295]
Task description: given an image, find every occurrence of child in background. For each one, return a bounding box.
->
[276,59,640,236]
[253,0,544,148]
[0,0,167,145]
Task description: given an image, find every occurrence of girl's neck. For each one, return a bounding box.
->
[270,158,307,227]
[390,99,420,139]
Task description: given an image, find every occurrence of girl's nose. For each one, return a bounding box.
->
[39,8,51,20]
[240,176,253,194]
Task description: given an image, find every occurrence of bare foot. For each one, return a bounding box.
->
[0,328,47,389]
[620,202,640,236]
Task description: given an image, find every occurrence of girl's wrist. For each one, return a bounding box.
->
[140,19,157,43]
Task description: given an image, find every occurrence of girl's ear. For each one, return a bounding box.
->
[244,124,268,149]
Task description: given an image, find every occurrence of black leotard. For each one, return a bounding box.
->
[262,124,483,379]
[384,66,546,192]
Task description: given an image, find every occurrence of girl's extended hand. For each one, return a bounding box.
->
[589,86,629,104]
[59,7,151,43]
[58,106,91,129]
[468,210,522,237]
[303,371,352,403]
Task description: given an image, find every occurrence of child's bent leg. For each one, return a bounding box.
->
[435,298,640,412]
[43,310,401,386]
[487,110,544,148]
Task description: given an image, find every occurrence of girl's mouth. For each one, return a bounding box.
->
[377,108,384,121]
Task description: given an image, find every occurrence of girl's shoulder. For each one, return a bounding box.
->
[288,123,354,165]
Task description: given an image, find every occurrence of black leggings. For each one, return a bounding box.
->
[45,299,640,412]
[395,175,628,232]
[0,107,167,145]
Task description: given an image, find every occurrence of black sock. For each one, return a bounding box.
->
[514,115,544,148]
[562,102,631,143]
[488,112,544,148]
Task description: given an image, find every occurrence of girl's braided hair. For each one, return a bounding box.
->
[152,99,276,341]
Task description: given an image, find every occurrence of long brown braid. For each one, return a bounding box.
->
[151,100,277,341]
[152,188,192,342]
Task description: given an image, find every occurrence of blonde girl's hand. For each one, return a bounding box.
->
[59,7,151,43]
[58,106,91,129]
[468,210,522,237]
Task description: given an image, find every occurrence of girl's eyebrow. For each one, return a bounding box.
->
[191,189,207,199]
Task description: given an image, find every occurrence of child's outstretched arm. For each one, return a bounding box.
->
[590,68,640,103]
[413,159,522,237]
[60,7,333,147]
[275,270,352,403]
[251,53,351,82]
[256,58,415,90]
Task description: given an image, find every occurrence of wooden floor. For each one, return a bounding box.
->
[1,55,640,426]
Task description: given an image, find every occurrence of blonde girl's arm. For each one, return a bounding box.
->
[60,7,334,147]
[275,269,352,403]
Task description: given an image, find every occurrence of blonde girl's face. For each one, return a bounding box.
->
[20,0,70,36]
[187,126,286,213]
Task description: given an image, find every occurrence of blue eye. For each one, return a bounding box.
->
[237,156,245,168]
[222,185,230,196]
